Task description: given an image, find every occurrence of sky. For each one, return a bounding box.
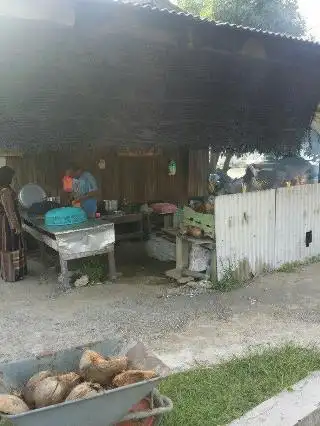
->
[299,0,320,40]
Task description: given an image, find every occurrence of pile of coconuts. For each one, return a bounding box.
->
[0,349,157,416]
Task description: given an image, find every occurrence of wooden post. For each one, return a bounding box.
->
[210,243,218,284]
[107,246,117,281]
[59,257,70,291]
[176,234,189,272]
[163,214,173,229]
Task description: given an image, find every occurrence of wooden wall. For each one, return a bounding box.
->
[8,153,61,196]
[188,149,209,197]
[7,147,208,203]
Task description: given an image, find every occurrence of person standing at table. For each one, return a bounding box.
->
[65,164,99,218]
[0,166,27,282]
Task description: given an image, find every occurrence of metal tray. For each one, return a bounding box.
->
[18,184,47,209]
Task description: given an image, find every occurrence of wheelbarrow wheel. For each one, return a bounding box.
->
[116,389,173,426]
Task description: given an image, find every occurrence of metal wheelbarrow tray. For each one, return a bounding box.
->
[0,337,171,426]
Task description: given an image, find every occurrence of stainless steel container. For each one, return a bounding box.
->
[46,196,61,203]
[104,200,118,212]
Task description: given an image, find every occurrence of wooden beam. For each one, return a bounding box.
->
[0,150,23,157]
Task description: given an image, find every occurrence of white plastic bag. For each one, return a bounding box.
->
[189,245,211,272]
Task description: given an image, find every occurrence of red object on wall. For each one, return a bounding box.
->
[63,175,73,193]
[116,398,155,426]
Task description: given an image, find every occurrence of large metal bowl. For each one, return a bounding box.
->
[18,184,47,209]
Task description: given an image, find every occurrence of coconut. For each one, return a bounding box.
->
[0,395,29,415]
[79,350,128,386]
[22,370,53,408]
[33,372,81,408]
[65,382,104,402]
[189,227,202,238]
[112,370,157,388]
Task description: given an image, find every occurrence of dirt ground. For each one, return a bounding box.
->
[2,244,320,369]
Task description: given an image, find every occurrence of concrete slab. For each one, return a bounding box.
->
[229,372,320,426]
[165,268,182,280]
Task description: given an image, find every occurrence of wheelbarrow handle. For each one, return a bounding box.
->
[119,389,173,422]
[0,393,174,426]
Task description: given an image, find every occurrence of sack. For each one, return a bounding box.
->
[1,248,26,282]
[189,245,211,272]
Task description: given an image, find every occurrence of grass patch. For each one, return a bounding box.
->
[69,256,108,284]
[159,344,320,426]
[79,257,107,283]
[212,272,244,292]
[277,261,303,273]
[277,255,320,273]
[212,260,247,292]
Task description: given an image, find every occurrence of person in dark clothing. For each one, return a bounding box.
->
[0,166,27,282]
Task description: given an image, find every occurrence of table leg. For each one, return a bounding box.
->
[142,213,151,240]
[163,214,173,229]
[39,241,47,267]
[176,235,189,271]
[59,257,70,291]
[139,218,144,241]
[108,249,117,281]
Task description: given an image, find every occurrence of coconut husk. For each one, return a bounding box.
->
[65,382,104,402]
[187,226,202,238]
[22,370,53,408]
[112,370,157,388]
[33,372,81,408]
[0,395,29,415]
[79,350,128,386]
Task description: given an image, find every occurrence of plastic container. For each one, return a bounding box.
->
[151,203,177,214]
[45,207,87,226]
[62,176,73,193]
[72,200,81,208]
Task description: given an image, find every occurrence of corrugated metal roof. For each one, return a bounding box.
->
[109,0,320,47]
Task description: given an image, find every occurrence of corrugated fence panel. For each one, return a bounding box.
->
[275,184,320,267]
[215,190,276,280]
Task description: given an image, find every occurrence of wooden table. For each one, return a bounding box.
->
[101,213,144,242]
[166,232,217,283]
[22,215,116,291]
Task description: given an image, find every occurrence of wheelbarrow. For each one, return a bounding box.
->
[0,337,173,426]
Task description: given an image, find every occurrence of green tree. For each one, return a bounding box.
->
[177,0,306,37]
[177,0,307,172]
